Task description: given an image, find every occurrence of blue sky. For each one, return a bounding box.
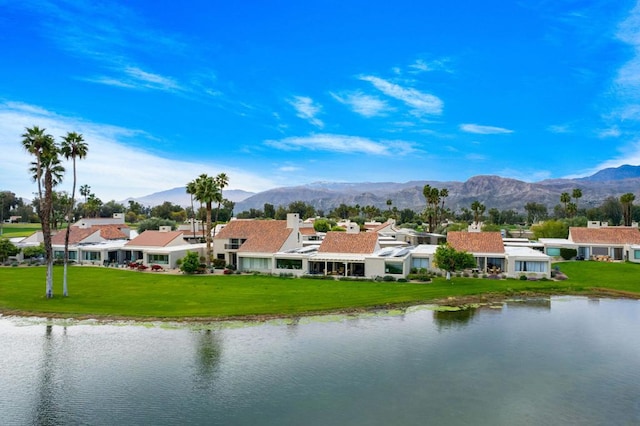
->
[2,0,640,201]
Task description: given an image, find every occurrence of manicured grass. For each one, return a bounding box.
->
[1,262,639,320]
[1,223,42,238]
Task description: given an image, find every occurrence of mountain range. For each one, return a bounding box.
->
[127,165,640,213]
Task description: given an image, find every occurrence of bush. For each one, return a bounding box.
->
[560,248,577,260]
[462,272,470,278]
[382,275,396,282]
[397,278,408,283]
[212,258,226,269]
[225,263,237,271]
[472,273,478,278]
[519,274,528,280]
[179,251,201,274]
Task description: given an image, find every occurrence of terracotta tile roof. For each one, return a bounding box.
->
[125,230,185,247]
[300,227,317,236]
[51,225,129,245]
[447,231,505,254]
[318,232,379,254]
[214,220,294,253]
[569,227,640,245]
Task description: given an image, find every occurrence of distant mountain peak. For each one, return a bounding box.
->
[580,164,640,182]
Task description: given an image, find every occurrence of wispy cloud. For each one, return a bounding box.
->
[598,126,621,138]
[547,124,572,134]
[465,153,486,161]
[611,2,640,119]
[330,91,390,117]
[359,75,443,116]
[265,134,417,155]
[0,101,276,199]
[408,58,452,74]
[288,96,324,128]
[460,124,514,134]
[278,165,302,172]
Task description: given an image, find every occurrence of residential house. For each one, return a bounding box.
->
[51,223,131,265]
[124,226,205,268]
[569,224,640,261]
[213,214,303,272]
[310,230,380,277]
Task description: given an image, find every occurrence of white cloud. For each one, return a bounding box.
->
[264,134,417,156]
[288,96,324,128]
[598,127,621,138]
[278,166,302,172]
[610,2,640,119]
[330,91,390,117]
[0,101,276,200]
[460,124,514,134]
[408,58,452,73]
[359,75,443,116]
[547,124,572,134]
[568,138,640,178]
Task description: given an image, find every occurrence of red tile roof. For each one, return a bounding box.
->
[214,220,294,253]
[447,231,505,254]
[51,225,129,245]
[318,232,379,254]
[126,230,185,247]
[569,227,640,245]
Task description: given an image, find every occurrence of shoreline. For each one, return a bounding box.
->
[3,288,639,324]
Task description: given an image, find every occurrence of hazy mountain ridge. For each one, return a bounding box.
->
[128,165,640,213]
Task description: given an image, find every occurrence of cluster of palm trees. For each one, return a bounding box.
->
[21,126,88,298]
[422,185,449,232]
[186,173,229,266]
[559,188,583,218]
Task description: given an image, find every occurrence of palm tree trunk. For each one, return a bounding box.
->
[206,201,212,267]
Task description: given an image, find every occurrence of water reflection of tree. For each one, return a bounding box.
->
[193,329,223,389]
[34,325,62,426]
[433,308,478,331]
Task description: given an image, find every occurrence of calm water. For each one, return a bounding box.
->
[1,297,640,425]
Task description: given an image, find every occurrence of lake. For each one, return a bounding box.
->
[1,297,640,425]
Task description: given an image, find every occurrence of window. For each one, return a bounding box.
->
[546,248,561,256]
[148,254,169,264]
[515,261,547,273]
[411,257,430,270]
[276,258,302,269]
[385,262,403,274]
[240,257,270,270]
[82,251,101,261]
[634,250,640,260]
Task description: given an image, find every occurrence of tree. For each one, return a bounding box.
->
[264,203,275,219]
[620,193,636,227]
[186,180,198,238]
[601,196,623,225]
[530,220,568,239]
[194,174,220,267]
[313,218,331,232]
[524,202,548,225]
[22,126,64,298]
[79,184,91,203]
[60,130,87,296]
[213,173,229,236]
[137,217,177,232]
[470,200,485,225]
[439,188,449,224]
[423,185,442,232]
[0,238,19,262]
[100,200,126,218]
[572,188,583,212]
[434,243,476,280]
[560,192,571,216]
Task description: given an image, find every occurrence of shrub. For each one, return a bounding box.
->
[212,258,226,269]
[179,251,201,274]
[397,278,408,283]
[472,273,478,278]
[225,263,237,271]
[560,248,577,260]
[462,272,470,278]
[519,274,528,280]
[382,275,396,282]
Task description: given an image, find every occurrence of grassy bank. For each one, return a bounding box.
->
[1,261,639,320]
[1,223,43,238]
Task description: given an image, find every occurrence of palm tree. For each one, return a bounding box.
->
[560,192,571,216]
[194,174,220,267]
[620,193,635,226]
[572,188,582,213]
[212,173,229,237]
[60,132,88,297]
[23,126,64,298]
[80,184,91,203]
[439,188,449,224]
[186,180,198,239]
[470,200,485,225]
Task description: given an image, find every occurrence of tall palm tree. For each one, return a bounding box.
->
[60,132,87,297]
[560,192,571,216]
[194,174,220,267]
[23,126,64,298]
[212,173,229,238]
[470,200,485,225]
[572,188,582,213]
[79,184,91,203]
[620,193,635,226]
[186,180,198,239]
[439,188,449,225]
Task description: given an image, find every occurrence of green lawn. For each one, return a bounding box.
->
[1,223,42,238]
[1,261,639,320]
